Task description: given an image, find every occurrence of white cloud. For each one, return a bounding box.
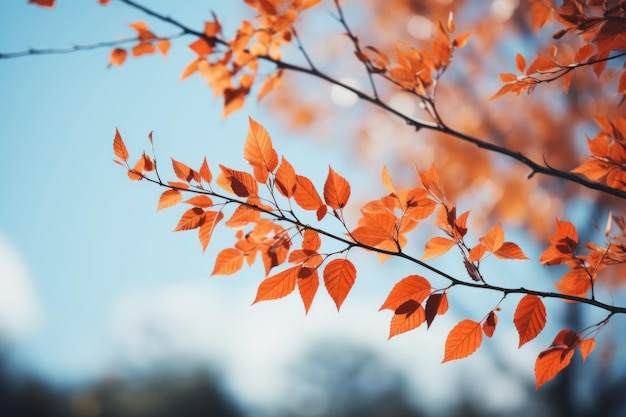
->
[0,235,40,342]
[109,279,532,413]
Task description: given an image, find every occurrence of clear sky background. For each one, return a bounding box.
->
[0,1,615,415]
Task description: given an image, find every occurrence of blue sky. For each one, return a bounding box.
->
[1,0,617,414]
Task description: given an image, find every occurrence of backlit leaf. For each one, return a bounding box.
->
[218,165,258,197]
[198,211,224,252]
[253,266,299,303]
[298,268,319,314]
[244,117,278,183]
[380,275,431,311]
[184,195,213,208]
[515,53,526,73]
[157,189,182,211]
[514,295,546,347]
[494,242,529,260]
[156,39,171,57]
[579,338,595,363]
[443,319,483,362]
[479,222,504,252]
[324,166,351,210]
[323,258,356,311]
[293,175,323,210]
[535,347,574,389]
[199,157,212,183]
[113,128,129,162]
[173,207,205,231]
[275,156,297,198]
[388,300,425,339]
[211,248,244,275]
[422,236,456,260]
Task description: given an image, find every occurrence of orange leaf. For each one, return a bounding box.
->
[324,166,351,210]
[109,48,127,66]
[157,189,182,211]
[388,300,426,339]
[452,32,471,48]
[494,241,529,260]
[515,53,526,73]
[217,165,258,197]
[298,267,319,314]
[275,156,297,198]
[132,42,155,57]
[225,204,260,228]
[554,268,591,298]
[540,219,578,266]
[323,258,356,311]
[514,295,546,347]
[479,222,504,253]
[579,338,595,363]
[171,158,196,183]
[534,347,574,389]
[184,195,214,208]
[443,319,483,362]
[211,248,244,275]
[469,244,487,262]
[156,39,171,57]
[258,70,283,100]
[173,207,205,231]
[253,266,300,303]
[293,175,323,210]
[482,311,497,338]
[380,275,431,311]
[223,88,246,117]
[198,211,224,252]
[189,38,213,56]
[302,229,321,251]
[29,0,55,8]
[244,117,279,183]
[199,157,213,183]
[418,163,444,202]
[113,128,129,162]
[422,236,456,260]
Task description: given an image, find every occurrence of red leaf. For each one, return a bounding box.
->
[514,295,547,347]
[443,319,483,362]
[29,0,55,8]
[199,157,213,184]
[482,311,497,338]
[275,157,297,198]
[323,259,356,311]
[579,338,595,363]
[479,222,504,253]
[425,293,447,328]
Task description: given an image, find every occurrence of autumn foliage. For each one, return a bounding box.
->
[24,0,626,390]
